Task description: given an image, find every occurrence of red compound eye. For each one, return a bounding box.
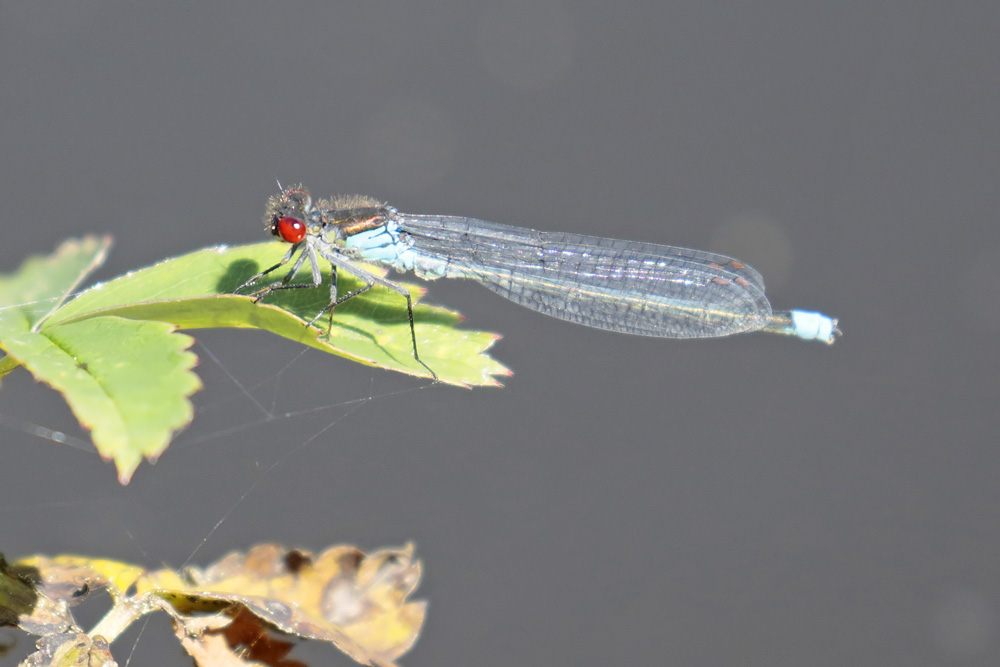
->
[275,216,306,243]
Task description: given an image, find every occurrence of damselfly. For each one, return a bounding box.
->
[237,185,840,377]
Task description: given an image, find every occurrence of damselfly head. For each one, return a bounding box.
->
[264,184,315,243]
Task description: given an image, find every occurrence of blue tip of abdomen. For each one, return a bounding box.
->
[763,309,841,344]
[789,310,840,344]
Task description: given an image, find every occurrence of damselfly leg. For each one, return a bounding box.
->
[236,245,438,380]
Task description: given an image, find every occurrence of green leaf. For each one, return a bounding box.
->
[0,236,111,332]
[0,316,199,484]
[1,238,508,482]
[0,236,112,385]
[49,241,509,386]
[0,354,19,382]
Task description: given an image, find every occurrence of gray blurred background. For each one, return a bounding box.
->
[2,3,998,665]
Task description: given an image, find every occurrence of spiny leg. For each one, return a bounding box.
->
[317,249,438,380]
[394,288,436,379]
[307,281,375,333]
[235,243,317,301]
[305,268,373,334]
[310,280,436,379]
[304,264,350,337]
[397,289,437,380]
[235,243,299,292]
[326,265,338,337]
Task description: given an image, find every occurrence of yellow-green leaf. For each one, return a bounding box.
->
[1,317,199,484]
[1,238,508,481]
[0,236,110,332]
[48,242,509,386]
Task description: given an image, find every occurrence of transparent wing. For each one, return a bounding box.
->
[394,213,773,338]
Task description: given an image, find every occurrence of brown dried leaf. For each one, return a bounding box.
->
[174,608,306,667]
[11,543,424,667]
[19,632,116,667]
[139,543,425,666]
